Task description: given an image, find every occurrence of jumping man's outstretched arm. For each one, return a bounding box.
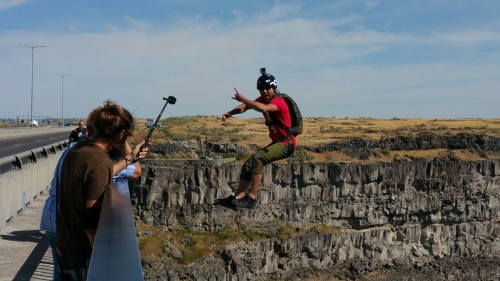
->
[222,88,250,121]
[232,88,278,113]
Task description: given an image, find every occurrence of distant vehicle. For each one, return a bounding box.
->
[30,120,39,127]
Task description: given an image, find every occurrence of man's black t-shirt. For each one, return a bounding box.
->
[69,127,87,143]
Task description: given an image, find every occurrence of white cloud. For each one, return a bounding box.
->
[124,16,151,30]
[365,0,380,11]
[433,29,500,44]
[256,2,301,22]
[0,0,33,12]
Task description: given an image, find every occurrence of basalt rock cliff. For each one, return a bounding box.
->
[131,158,500,281]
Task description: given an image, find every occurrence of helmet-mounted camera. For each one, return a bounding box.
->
[256,67,277,90]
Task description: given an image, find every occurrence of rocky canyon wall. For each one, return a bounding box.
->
[132,159,500,280]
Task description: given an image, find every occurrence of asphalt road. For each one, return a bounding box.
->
[0,131,69,159]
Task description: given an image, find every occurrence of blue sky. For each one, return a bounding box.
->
[1,0,499,120]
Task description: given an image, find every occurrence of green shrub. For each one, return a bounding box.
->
[287,148,314,163]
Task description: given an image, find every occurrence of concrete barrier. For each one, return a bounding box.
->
[0,142,66,230]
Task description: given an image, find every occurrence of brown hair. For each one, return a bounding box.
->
[86,99,134,146]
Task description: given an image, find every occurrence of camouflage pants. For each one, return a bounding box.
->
[240,137,294,182]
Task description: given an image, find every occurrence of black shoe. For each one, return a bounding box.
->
[231,195,258,209]
[215,195,236,208]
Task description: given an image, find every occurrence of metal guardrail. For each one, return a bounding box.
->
[88,179,144,280]
[0,140,68,230]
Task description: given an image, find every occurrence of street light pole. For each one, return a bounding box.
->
[19,44,46,127]
[56,74,72,126]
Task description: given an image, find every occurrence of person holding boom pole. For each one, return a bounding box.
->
[56,100,147,281]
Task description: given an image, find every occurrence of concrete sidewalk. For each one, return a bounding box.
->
[0,190,54,281]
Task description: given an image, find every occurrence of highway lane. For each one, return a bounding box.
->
[0,131,69,159]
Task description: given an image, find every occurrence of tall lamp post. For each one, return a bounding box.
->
[19,44,46,127]
[57,74,72,126]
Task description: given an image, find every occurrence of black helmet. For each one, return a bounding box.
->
[256,67,277,90]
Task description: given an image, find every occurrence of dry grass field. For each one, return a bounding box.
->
[131,116,500,163]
